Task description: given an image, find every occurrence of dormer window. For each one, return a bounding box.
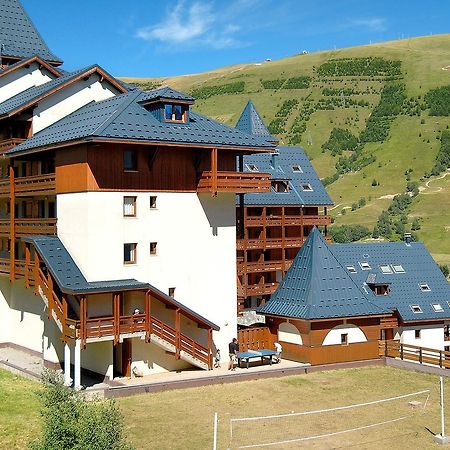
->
[272,180,289,193]
[164,103,186,122]
[246,164,259,172]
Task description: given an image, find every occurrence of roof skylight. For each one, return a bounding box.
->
[359,262,371,270]
[410,305,423,314]
[301,183,313,191]
[392,264,405,273]
[380,265,393,274]
[346,266,357,273]
[246,163,259,172]
[432,303,444,312]
[419,283,431,292]
[292,164,303,173]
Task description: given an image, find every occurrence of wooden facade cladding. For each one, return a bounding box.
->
[54,142,262,194]
[237,205,332,312]
[0,138,26,154]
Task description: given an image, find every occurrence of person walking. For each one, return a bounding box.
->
[228,338,238,371]
[274,341,282,363]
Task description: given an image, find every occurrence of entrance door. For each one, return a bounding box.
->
[122,339,132,378]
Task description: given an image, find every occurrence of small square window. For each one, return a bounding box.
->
[169,287,176,297]
[419,283,431,292]
[341,333,348,345]
[124,243,137,264]
[392,264,405,273]
[415,329,421,339]
[379,265,392,274]
[124,150,137,171]
[346,266,357,273]
[150,242,157,255]
[123,196,136,217]
[301,183,313,191]
[410,305,423,314]
[432,303,444,312]
[359,262,371,270]
[150,196,157,209]
[165,103,184,122]
[246,163,259,172]
[292,164,303,173]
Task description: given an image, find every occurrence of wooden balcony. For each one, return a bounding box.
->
[245,214,332,227]
[0,138,25,154]
[244,282,278,296]
[0,218,57,237]
[0,173,56,198]
[197,171,271,194]
[237,259,293,275]
[237,237,306,250]
[0,258,34,280]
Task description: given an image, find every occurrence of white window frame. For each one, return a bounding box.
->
[379,264,392,274]
[245,163,259,172]
[432,303,444,312]
[392,264,405,273]
[301,183,313,191]
[410,305,423,314]
[359,262,371,270]
[292,164,303,173]
[346,265,357,273]
[123,196,137,217]
[419,283,431,292]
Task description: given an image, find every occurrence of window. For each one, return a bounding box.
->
[432,303,444,312]
[272,180,289,193]
[359,262,371,270]
[150,196,157,209]
[445,325,450,339]
[380,265,393,274]
[301,183,313,191]
[410,305,423,314]
[341,333,348,345]
[415,329,421,339]
[123,196,136,217]
[392,264,405,273]
[168,287,176,297]
[150,242,157,255]
[419,283,431,292]
[124,150,137,171]
[164,103,184,122]
[246,163,259,172]
[292,164,303,173]
[346,266,357,273]
[124,243,137,264]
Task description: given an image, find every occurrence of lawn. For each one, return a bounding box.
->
[1,365,449,449]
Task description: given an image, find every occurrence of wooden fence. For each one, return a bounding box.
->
[237,326,275,352]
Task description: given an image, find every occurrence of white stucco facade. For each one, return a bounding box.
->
[278,322,303,344]
[322,324,367,346]
[395,325,445,351]
[57,191,237,366]
[0,62,55,103]
[32,75,119,133]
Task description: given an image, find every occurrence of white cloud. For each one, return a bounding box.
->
[136,0,251,49]
[344,17,387,32]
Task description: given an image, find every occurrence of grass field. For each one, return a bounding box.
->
[1,366,449,449]
[121,34,450,266]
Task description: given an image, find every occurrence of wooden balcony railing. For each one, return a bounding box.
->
[0,138,25,154]
[245,282,278,296]
[0,173,56,197]
[0,218,57,237]
[237,259,293,275]
[197,171,271,194]
[245,215,332,227]
[0,258,34,280]
[237,237,306,250]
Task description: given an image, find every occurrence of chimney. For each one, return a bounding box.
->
[271,152,279,169]
[404,233,412,245]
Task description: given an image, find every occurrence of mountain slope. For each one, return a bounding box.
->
[122,35,450,265]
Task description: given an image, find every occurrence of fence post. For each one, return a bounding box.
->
[440,351,443,368]
[400,344,404,360]
[419,347,423,364]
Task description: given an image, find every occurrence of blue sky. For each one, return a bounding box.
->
[22,0,449,78]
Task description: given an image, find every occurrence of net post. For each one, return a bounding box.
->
[213,412,218,450]
[434,377,450,445]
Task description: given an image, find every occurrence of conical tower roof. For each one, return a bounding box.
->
[235,100,278,143]
[0,0,62,64]
[259,228,390,319]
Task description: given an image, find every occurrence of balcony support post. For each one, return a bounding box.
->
[24,244,30,288]
[47,272,53,321]
[211,148,218,197]
[9,166,15,282]
[34,252,39,295]
[175,308,181,359]
[74,339,81,390]
[80,296,87,349]
[64,343,72,387]
[145,290,151,342]
[113,293,120,345]
[208,328,213,370]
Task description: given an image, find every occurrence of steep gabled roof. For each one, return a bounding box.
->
[0,0,62,64]
[235,100,277,143]
[0,55,61,78]
[332,241,450,322]
[8,89,276,155]
[239,146,333,206]
[0,64,127,118]
[259,228,390,320]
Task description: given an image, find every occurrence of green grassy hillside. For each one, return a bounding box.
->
[122,35,450,265]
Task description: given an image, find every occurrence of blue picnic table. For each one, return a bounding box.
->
[236,349,278,369]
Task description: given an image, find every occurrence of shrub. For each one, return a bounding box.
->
[411,218,421,231]
[31,370,133,450]
[431,130,450,175]
[424,85,450,116]
[329,224,370,243]
[283,76,311,89]
[321,128,358,156]
[317,57,401,77]
[191,81,245,99]
[440,264,450,278]
[261,79,285,89]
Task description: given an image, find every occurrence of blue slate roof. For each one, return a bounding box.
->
[8,89,275,155]
[239,146,334,206]
[0,0,62,63]
[139,86,194,103]
[259,228,390,320]
[331,241,450,322]
[24,235,219,330]
[235,100,277,143]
